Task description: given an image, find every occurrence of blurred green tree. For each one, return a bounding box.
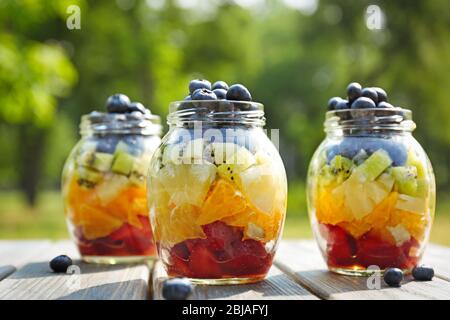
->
[0,0,78,205]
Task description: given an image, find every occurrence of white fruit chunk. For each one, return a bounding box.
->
[352,149,392,183]
[157,163,217,207]
[96,174,129,205]
[239,163,277,214]
[395,194,427,214]
[245,222,265,241]
[388,224,411,246]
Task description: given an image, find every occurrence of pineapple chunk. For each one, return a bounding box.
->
[395,194,428,214]
[387,224,411,246]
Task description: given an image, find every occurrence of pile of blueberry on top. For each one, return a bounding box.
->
[184,79,253,102]
[104,93,152,115]
[328,82,396,111]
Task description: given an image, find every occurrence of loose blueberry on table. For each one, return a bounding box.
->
[384,268,404,287]
[50,255,73,273]
[412,265,434,281]
[162,278,194,300]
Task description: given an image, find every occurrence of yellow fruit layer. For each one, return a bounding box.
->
[65,176,148,240]
[315,186,431,243]
[151,178,285,246]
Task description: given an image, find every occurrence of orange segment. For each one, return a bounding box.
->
[222,207,284,242]
[159,204,206,246]
[65,175,150,239]
[389,209,429,241]
[197,179,248,225]
[77,204,123,240]
[315,186,353,225]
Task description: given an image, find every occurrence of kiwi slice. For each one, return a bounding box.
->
[112,151,135,176]
[76,166,102,188]
[353,149,392,182]
[390,166,418,196]
[92,153,114,172]
[330,155,353,182]
[318,155,353,186]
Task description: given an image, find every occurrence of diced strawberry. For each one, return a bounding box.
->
[188,242,222,278]
[167,222,273,279]
[171,242,190,260]
[232,238,268,258]
[323,224,357,267]
[357,233,407,269]
[221,254,273,277]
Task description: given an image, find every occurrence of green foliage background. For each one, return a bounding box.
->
[0,0,449,242]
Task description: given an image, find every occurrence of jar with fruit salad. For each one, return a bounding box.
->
[307,83,435,276]
[148,80,287,284]
[62,94,162,264]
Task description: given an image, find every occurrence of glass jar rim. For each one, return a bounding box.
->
[324,107,416,134]
[80,111,162,136]
[167,100,265,127]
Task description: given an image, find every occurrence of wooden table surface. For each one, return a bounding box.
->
[1,240,449,300]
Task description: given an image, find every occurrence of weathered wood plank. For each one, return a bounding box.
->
[274,240,450,300]
[152,261,319,300]
[0,241,152,300]
[423,243,450,281]
[0,240,53,281]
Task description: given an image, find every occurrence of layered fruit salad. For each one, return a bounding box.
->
[63,94,160,260]
[149,80,287,281]
[309,83,434,272]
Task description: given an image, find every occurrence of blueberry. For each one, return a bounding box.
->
[95,135,120,154]
[226,84,252,101]
[50,255,73,273]
[327,97,342,111]
[384,268,403,287]
[412,265,434,281]
[184,95,192,101]
[377,101,395,109]
[162,278,193,300]
[347,82,362,102]
[127,102,147,114]
[326,137,407,166]
[335,99,349,110]
[326,137,363,161]
[364,138,407,166]
[351,97,376,109]
[106,94,130,113]
[189,79,211,94]
[373,87,388,103]
[212,80,229,91]
[361,88,378,104]
[89,111,104,124]
[123,135,145,156]
[192,88,217,101]
[213,88,227,100]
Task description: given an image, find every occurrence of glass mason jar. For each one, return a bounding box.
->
[307,108,435,276]
[148,100,287,284]
[62,111,162,264]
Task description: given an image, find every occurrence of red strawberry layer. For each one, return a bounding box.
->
[76,216,157,257]
[320,223,421,270]
[165,221,273,279]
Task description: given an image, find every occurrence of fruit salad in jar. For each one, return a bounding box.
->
[62,94,162,264]
[148,80,287,284]
[307,83,435,275]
